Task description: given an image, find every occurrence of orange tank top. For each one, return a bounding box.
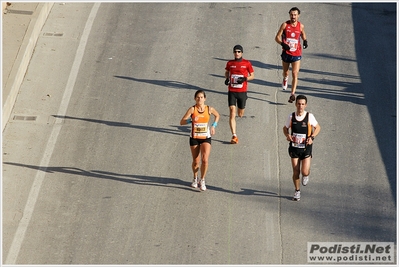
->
[191,105,211,139]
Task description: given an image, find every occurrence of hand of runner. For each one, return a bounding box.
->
[236,77,247,84]
[281,42,290,50]
[303,40,308,49]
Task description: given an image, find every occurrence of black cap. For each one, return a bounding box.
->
[233,44,243,52]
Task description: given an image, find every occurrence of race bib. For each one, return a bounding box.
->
[286,38,299,52]
[292,133,306,148]
[230,74,244,88]
[193,123,208,138]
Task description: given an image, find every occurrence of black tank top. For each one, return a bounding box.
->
[290,112,311,149]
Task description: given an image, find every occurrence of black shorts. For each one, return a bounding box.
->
[228,91,248,109]
[289,145,312,160]
[190,137,211,146]
[281,51,302,63]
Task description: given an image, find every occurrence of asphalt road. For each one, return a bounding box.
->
[2,2,396,265]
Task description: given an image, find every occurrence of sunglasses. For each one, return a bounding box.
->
[234,51,242,53]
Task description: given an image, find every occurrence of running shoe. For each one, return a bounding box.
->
[191,177,198,188]
[199,179,206,191]
[282,77,288,90]
[230,135,239,144]
[288,94,295,103]
[302,176,309,186]
[292,190,300,201]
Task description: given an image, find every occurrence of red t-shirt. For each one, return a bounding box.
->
[282,21,302,57]
[225,58,254,92]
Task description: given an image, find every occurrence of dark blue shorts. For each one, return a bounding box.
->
[281,51,302,63]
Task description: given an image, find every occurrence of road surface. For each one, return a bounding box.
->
[3,2,396,265]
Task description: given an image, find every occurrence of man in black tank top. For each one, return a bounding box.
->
[283,95,321,201]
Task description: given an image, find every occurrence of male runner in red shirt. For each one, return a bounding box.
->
[275,7,308,103]
[224,45,254,144]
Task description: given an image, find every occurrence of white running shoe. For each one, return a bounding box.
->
[282,77,288,90]
[191,177,198,188]
[302,176,309,186]
[199,179,206,191]
[292,190,300,201]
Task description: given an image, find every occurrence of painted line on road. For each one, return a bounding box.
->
[263,97,270,180]
[265,213,275,251]
[5,3,101,264]
[274,88,283,263]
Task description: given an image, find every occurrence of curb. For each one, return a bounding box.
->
[2,2,54,132]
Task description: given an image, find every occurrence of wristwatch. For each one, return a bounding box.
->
[310,136,315,140]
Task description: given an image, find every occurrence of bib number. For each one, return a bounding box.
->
[193,123,208,138]
[230,74,244,88]
[292,133,306,148]
[286,38,299,52]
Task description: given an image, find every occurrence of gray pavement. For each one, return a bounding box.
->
[2,2,53,131]
[2,2,396,265]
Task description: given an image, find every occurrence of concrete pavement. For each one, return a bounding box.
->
[2,2,54,132]
[2,2,396,264]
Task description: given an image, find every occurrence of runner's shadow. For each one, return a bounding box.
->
[52,115,228,144]
[236,188,290,199]
[113,75,226,97]
[4,162,288,198]
[53,115,187,137]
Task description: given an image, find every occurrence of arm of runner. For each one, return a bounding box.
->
[225,70,230,79]
[224,70,230,85]
[283,114,293,141]
[180,107,194,125]
[300,23,307,40]
[275,22,286,45]
[283,126,293,142]
[246,72,254,81]
[301,23,307,47]
[311,123,321,138]
[209,106,220,136]
[306,123,320,145]
[309,113,319,138]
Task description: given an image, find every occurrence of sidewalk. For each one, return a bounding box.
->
[2,2,54,132]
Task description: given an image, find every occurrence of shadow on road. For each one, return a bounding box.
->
[4,162,289,199]
[213,57,363,104]
[113,75,278,104]
[51,115,231,144]
[351,3,397,203]
[53,115,187,136]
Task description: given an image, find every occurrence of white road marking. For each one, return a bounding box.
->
[5,3,101,264]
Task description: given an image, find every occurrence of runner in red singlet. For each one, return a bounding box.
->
[275,7,308,103]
